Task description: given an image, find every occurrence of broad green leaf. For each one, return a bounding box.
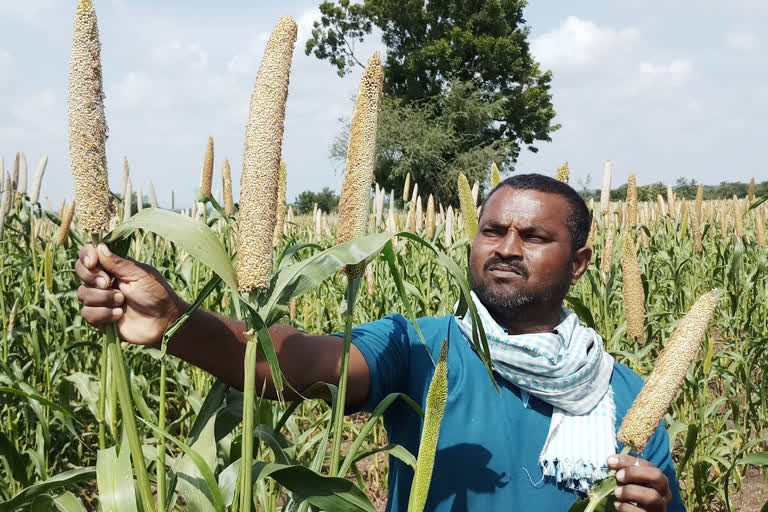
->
[259,231,395,319]
[53,492,87,512]
[737,452,768,467]
[96,431,138,512]
[252,462,376,512]
[0,467,96,512]
[108,208,238,292]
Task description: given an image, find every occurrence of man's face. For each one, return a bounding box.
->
[470,187,577,320]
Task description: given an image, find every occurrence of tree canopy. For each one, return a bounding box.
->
[293,187,340,215]
[307,0,559,205]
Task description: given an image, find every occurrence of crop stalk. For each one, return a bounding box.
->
[330,275,361,476]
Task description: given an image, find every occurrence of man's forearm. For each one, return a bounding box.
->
[165,306,249,390]
[163,305,371,406]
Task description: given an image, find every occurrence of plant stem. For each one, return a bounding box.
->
[330,275,361,476]
[157,356,167,512]
[92,234,108,450]
[107,323,156,512]
[239,334,259,512]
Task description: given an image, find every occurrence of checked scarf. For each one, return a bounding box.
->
[455,292,617,493]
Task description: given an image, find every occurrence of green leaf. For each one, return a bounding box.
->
[737,451,768,467]
[381,241,428,350]
[252,462,376,512]
[259,231,395,319]
[397,232,497,391]
[174,411,218,512]
[568,476,617,512]
[52,492,87,512]
[339,392,423,476]
[0,467,96,512]
[0,386,73,418]
[138,417,225,512]
[0,431,30,485]
[96,430,138,512]
[108,208,237,292]
[187,379,229,444]
[676,424,699,475]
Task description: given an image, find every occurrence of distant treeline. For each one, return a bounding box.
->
[580,178,767,202]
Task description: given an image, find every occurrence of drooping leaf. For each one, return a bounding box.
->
[108,208,237,291]
[252,462,376,512]
[0,467,96,512]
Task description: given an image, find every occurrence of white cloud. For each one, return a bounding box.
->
[151,42,209,71]
[624,59,693,95]
[110,72,155,108]
[531,17,640,72]
[724,31,759,51]
[296,7,321,43]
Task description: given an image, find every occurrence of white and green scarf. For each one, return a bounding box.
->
[456,292,616,493]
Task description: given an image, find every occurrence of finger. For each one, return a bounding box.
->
[607,454,653,470]
[614,483,663,508]
[78,286,124,308]
[97,244,143,279]
[79,243,99,270]
[616,466,670,496]
[613,500,644,512]
[81,306,123,327]
[75,259,114,289]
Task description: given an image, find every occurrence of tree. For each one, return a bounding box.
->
[307,0,559,205]
[293,187,340,215]
[331,81,509,206]
[673,177,698,200]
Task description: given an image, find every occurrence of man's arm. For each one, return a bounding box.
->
[75,243,371,406]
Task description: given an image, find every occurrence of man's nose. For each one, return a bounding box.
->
[495,230,523,259]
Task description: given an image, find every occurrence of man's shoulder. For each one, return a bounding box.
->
[376,312,457,337]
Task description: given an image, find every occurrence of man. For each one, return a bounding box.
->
[76,174,683,511]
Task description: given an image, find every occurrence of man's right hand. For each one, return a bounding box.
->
[76,243,186,347]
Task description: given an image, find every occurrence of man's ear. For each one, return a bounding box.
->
[571,246,592,285]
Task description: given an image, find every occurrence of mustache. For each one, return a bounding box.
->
[483,257,529,279]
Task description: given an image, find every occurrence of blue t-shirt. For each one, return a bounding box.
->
[343,313,685,511]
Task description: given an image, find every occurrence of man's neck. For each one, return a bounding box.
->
[489,305,562,335]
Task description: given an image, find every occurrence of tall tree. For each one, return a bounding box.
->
[307,0,559,205]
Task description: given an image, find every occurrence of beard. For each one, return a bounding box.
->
[472,257,572,323]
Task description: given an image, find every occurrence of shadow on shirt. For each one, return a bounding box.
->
[428,443,510,512]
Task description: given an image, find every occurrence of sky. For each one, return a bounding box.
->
[0,0,766,209]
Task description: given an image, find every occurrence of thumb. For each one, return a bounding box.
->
[97,243,142,279]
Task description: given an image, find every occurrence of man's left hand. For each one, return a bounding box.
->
[607,454,672,512]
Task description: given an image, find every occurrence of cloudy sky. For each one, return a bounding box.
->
[1,0,765,208]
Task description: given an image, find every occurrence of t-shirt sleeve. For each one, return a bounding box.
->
[332,313,411,413]
[641,423,686,511]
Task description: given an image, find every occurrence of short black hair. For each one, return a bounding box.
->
[480,173,591,251]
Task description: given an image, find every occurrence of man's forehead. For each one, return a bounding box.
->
[481,188,570,226]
